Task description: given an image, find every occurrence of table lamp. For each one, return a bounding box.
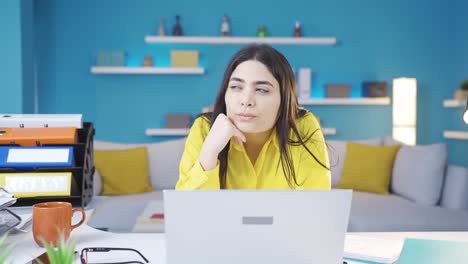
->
[464,99,468,124]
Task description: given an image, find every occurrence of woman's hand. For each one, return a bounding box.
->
[199,113,246,170]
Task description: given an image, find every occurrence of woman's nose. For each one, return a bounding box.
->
[240,92,255,107]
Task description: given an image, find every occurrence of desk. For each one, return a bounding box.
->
[5,225,468,264]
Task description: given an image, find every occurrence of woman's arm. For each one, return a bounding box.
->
[176,114,246,190]
[176,117,221,190]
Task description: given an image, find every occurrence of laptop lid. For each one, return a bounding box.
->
[164,189,352,264]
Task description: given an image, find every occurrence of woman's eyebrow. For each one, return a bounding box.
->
[230,77,274,87]
[230,77,245,83]
[254,81,273,87]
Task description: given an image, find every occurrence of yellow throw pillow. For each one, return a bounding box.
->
[337,142,400,195]
[94,147,154,195]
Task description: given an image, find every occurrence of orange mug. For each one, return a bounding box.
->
[32,202,86,247]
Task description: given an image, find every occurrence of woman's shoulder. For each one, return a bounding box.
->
[191,113,211,136]
[296,109,320,131]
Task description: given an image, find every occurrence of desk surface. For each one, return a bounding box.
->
[5,223,468,264]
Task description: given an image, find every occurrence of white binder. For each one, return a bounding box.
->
[0,114,82,128]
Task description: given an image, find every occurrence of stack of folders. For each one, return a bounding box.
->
[0,114,82,199]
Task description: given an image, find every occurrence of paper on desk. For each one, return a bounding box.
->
[344,235,404,263]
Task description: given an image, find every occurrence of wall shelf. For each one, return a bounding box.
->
[146,128,190,136]
[145,36,336,45]
[299,97,390,105]
[322,128,336,135]
[146,127,337,136]
[443,130,468,140]
[443,99,466,108]
[91,67,205,75]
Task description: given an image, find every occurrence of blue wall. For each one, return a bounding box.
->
[31,0,466,165]
[21,0,35,114]
[1,0,23,113]
[0,0,35,114]
[446,0,468,166]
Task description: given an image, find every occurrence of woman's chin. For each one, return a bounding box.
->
[236,123,268,134]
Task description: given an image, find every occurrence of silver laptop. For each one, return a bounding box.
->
[163,190,352,264]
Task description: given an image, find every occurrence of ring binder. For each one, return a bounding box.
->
[0,122,95,207]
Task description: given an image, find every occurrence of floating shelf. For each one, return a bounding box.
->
[299,97,390,105]
[443,99,466,108]
[145,36,336,45]
[146,127,337,136]
[91,67,205,75]
[443,130,468,140]
[322,128,336,136]
[146,128,190,136]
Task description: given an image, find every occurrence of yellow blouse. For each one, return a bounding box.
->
[176,112,330,190]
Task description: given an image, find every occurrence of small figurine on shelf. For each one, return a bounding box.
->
[256,24,268,37]
[221,15,230,36]
[158,17,166,36]
[294,21,302,37]
[142,55,154,67]
[172,15,183,36]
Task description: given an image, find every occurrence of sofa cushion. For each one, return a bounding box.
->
[93,169,103,196]
[440,165,468,210]
[383,136,404,146]
[348,191,468,232]
[327,137,382,187]
[146,138,186,190]
[95,147,154,195]
[391,144,447,206]
[94,138,187,191]
[337,143,400,194]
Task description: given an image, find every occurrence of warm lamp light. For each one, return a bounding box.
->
[392,78,417,145]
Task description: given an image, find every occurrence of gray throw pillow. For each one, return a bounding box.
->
[440,165,468,210]
[327,137,382,187]
[147,137,187,190]
[391,144,447,206]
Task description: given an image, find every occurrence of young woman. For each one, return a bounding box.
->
[176,44,330,190]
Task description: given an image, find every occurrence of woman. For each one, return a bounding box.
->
[176,44,330,190]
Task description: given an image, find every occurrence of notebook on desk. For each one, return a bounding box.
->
[164,190,352,264]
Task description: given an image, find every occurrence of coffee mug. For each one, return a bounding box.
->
[32,202,86,247]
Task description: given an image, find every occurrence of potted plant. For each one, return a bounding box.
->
[0,234,15,263]
[35,236,77,264]
[454,80,468,99]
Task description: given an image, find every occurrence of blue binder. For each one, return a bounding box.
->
[0,146,73,169]
[399,238,468,263]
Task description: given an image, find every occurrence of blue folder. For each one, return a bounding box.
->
[398,238,468,263]
[0,146,73,169]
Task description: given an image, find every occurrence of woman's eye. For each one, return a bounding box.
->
[229,85,241,90]
[256,88,269,93]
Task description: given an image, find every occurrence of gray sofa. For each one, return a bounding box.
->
[87,137,468,233]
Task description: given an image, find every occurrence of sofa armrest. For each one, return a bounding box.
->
[440,165,468,211]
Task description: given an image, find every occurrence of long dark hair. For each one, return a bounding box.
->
[201,44,329,189]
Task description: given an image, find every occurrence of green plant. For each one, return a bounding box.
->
[36,235,77,264]
[461,80,468,91]
[0,233,15,263]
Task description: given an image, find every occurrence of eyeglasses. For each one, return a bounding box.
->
[80,247,149,264]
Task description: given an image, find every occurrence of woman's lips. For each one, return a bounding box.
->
[237,113,256,121]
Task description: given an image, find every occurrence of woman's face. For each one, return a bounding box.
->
[225,60,281,133]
